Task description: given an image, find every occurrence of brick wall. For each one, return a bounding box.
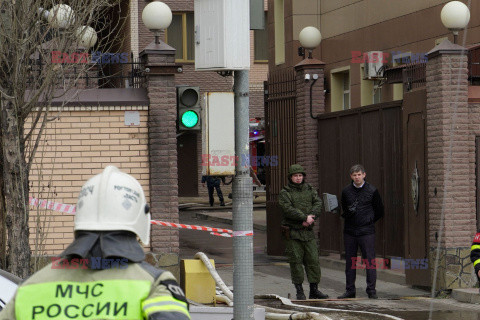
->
[27,107,150,255]
[426,52,474,248]
[294,62,325,190]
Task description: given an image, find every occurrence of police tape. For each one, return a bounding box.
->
[28,196,253,237]
[29,196,76,214]
[150,220,233,235]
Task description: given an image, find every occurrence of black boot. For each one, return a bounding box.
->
[294,284,306,300]
[337,291,356,299]
[309,283,329,299]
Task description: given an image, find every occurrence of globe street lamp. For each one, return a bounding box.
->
[299,26,322,59]
[47,4,76,30]
[142,1,172,45]
[441,1,470,44]
[76,26,98,49]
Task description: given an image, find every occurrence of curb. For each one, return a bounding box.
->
[451,288,480,304]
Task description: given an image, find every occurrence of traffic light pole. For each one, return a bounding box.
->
[232,69,254,320]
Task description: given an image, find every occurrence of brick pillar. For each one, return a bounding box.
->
[294,59,325,190]
[426,40,476,289]
[140,41,182,278]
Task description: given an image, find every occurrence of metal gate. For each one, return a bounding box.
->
[402,89,429,286]
[264,68,297,256]
[316,101,404,258]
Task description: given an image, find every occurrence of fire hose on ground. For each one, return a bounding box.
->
[193,252,405,320]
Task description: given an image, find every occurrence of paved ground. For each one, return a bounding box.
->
[178,200,480,320]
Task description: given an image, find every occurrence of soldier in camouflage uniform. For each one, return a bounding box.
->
[279,164,329,300]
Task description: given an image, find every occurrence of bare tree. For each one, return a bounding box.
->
[0,0,125,278]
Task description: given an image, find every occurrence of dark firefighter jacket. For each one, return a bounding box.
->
[471,231,480,280]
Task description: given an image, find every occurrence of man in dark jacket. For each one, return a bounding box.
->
[278,164,329,300]
[338,164,384,300]
[202,175,225,206]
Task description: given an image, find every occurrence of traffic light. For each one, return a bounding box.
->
[177,86,201,130]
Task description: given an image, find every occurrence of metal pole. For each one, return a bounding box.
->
[233,69,254,320]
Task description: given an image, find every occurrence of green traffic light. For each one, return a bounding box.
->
[181,110,199,128]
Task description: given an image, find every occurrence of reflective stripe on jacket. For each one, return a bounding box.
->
[0,261,190,320]
[471,232,480,280]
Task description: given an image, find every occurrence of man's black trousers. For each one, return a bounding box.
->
[344,233,376,295]
[207,185,224,205]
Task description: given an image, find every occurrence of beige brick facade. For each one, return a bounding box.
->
[28,107,150,255]
[25,0,270,255]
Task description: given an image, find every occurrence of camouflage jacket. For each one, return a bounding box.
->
[278,181,323,241]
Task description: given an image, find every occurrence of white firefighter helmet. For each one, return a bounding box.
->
[74,166,150,244]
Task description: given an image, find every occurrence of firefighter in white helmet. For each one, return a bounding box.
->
[0,166,190,320]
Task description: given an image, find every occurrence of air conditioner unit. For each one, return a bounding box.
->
[364,51,386,80]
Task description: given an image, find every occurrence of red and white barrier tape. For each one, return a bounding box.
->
[29,196,76,214]
[28,196,253,237]
[150,220,233,234]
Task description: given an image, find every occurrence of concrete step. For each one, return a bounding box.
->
[451,288,480,304]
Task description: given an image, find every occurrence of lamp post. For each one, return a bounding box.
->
[142,1,172,44]
[441,1,470,44]
[299,26,322,59]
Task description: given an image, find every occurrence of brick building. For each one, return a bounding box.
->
[22,0,268,278]
[265,0,480,289]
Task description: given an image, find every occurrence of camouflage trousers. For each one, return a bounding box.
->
[285,238,321,284]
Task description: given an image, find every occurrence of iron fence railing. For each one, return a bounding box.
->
[27,52,146,89]
[403,62,426,92]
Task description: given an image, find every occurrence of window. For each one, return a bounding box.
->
[254,12,268,62]
[274,0,285,65]
[331,67,350,112]
[166,13,194,62]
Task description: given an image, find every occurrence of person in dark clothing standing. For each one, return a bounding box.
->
[202,175,225,206]
[278,164,329,300]
[338,164,384,300]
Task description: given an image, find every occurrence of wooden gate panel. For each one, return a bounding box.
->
[402,89,429,286]
[317,101,404,258]
[318,117,341,252]
[361,110,385,256]
[382,107,404,258]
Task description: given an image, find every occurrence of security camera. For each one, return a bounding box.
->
[305,74,311,81]
[144,67,150,73]
[177,67,183,73]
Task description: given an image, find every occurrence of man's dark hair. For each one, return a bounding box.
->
[349,164,365,175]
